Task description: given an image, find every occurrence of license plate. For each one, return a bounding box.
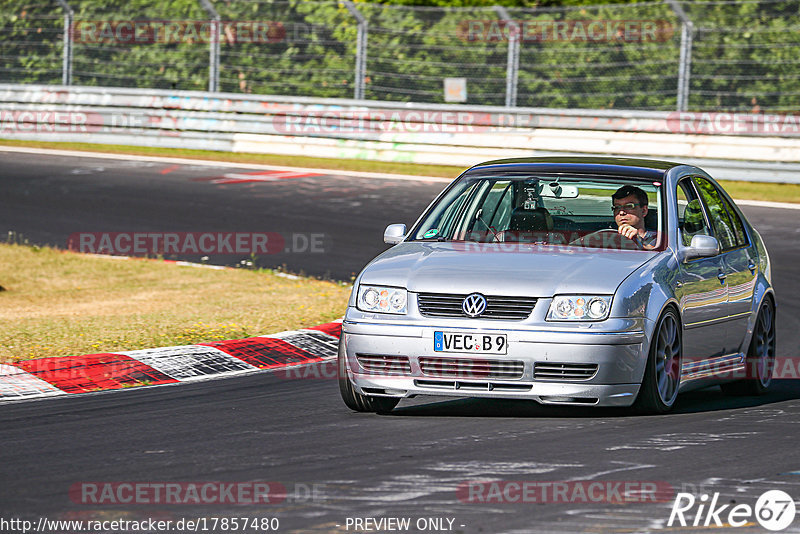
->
[434,332,507,355]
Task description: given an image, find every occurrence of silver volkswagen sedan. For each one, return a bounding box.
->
[339,157,776,414]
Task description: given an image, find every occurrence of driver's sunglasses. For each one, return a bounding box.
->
[612,202,643,213]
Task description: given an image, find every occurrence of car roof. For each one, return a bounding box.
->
[466,156,683,180]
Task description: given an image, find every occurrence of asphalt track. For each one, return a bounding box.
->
[0,150,447,281]
[1,150,800,533]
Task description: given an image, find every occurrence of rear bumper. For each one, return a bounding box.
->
[342,318,648,408]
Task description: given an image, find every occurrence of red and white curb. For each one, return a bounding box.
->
[0,320,341,401]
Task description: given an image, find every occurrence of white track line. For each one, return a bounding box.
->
[734,199,800,210]
[0,145,453,183]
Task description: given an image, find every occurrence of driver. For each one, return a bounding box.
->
[612,185,657,249]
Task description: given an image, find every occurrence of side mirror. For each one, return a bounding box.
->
[383,223,406,245]
[681,234,719,261]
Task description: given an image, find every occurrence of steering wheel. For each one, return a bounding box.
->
[570,228,641,250]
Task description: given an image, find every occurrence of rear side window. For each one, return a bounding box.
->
[693,177,746,251]
[676,179,711,247]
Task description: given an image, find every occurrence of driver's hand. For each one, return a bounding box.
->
[617,224,639,240]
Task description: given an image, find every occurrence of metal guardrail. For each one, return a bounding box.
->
[1,84,800,184]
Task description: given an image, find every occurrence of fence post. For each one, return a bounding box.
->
[199,0,220,92]
[666,0,694,112]
[55,0,73,85]
[494,6,519,108]
[344,1,367,100]
[677,22,694,112]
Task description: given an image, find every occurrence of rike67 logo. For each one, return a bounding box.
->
[669,490,796,531]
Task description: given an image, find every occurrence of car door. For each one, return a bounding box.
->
[693,176,756,355]
[675,178,729,367]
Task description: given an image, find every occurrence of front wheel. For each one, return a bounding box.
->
[721,299,776,396]
[338,339,400,414]
[633,308,682,414]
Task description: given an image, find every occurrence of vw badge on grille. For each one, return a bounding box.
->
[462,293,487,318]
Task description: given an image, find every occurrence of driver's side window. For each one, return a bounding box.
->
[677,180,711,247]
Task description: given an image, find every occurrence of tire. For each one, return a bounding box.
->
[633,308,682,414]
[721,299,776,396]
[338,339,400,414]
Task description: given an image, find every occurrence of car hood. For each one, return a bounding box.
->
[360,242,658,296]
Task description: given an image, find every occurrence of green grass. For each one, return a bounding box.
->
[714,180,800,204]
[2,139,797,203]
[0,243,350,361]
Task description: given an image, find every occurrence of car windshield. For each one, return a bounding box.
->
[411,173,664,251]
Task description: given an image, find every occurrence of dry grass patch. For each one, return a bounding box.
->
[0,243,350,361]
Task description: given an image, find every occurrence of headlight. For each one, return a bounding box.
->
[357,285,407,314]
[547,295,612,321]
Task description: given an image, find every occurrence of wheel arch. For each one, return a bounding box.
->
[632,300,683,414]
[744,281,776,353]
[649,300,684,353]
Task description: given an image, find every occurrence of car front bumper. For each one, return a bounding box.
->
[342,317,649,408]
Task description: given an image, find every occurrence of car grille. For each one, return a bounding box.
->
[534,362,598,381]
[356,354,411,375]
[419,357,524,380]
[417,293,536,320]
